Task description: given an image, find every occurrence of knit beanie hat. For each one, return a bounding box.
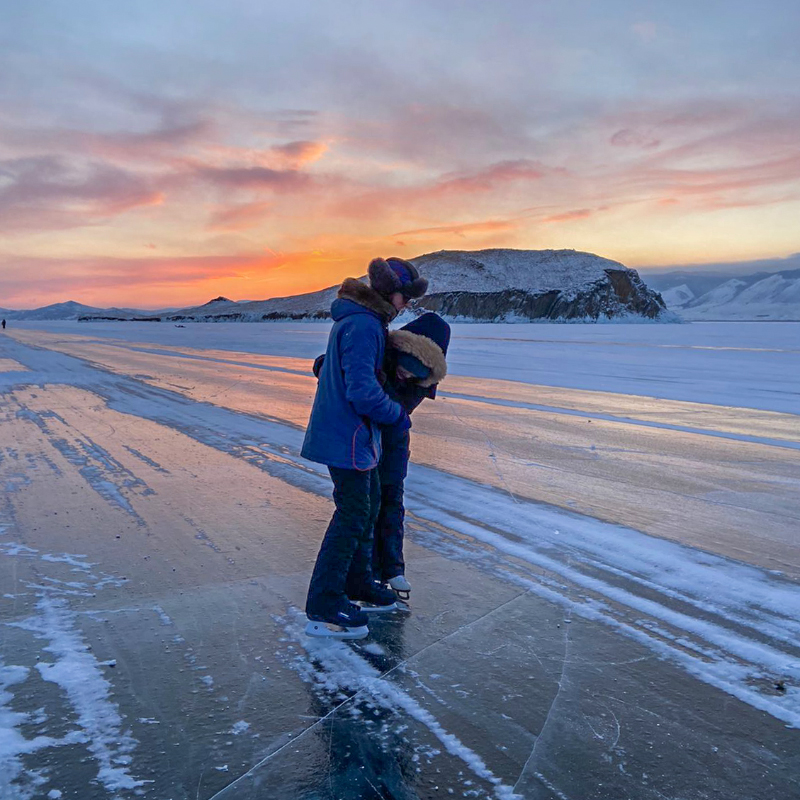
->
[399,312,451,358]
[368,257,428,300]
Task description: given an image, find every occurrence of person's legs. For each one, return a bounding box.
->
[374,480,406,581]
[345,468,381,594]
[306,467,374,617]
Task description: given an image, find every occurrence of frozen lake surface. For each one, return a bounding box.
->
[0,321,798,799]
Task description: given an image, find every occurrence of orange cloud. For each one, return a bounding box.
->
[543,208,595,223]
[271,140,328,168]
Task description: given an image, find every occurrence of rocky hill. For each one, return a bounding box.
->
[409,249,670,321]
[80,249,673,323]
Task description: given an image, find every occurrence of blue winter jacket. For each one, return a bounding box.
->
[301,283,403,471]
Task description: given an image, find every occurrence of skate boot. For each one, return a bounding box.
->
[305,599,369,639]
[348,580,397,613]
[388,574,411,601]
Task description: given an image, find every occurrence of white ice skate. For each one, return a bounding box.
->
[349,580,398,613]
[304,619,369,640]
[388,575,411,601]
[354,600,397,613]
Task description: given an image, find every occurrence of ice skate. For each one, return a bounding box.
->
[305,601,369,639]
[349,579,398,613]
[388,574,411,601]
[304,619,369,640]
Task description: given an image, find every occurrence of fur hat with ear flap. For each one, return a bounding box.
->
[368,257,428,300]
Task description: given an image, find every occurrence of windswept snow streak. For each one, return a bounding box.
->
[404,466,800,729]
[0,661,60,800]
[1,536,144,796]
[13,596,145,793]
[278,610,521,800]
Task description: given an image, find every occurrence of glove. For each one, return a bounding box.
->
[392,410,412,432]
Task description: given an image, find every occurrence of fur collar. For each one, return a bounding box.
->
[337,278,397,323]
[388,329,447,387]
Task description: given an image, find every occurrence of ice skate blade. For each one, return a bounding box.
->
[354,601,397,613]
[304,621,369,640]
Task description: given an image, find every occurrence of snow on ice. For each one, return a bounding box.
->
[0,320,798,798]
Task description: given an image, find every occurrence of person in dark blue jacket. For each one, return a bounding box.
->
[302,257,428,637]
[374,313,450,599]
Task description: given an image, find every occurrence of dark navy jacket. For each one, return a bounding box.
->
[301,297,402,471]
[379,350,429,484]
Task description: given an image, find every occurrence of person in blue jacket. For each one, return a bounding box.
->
[302,257,428,636]
[374,313,450,599]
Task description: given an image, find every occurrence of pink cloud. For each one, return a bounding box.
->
[392,219,518,238]
[333,158,551,220]
[0,117,213,164]
[0,155,164,233]
[432,160,547,195]
[543,208,595,223]
[610,129,661,149]
[198,139,329,171]
[208,201,273,231]
[184,162,315,191]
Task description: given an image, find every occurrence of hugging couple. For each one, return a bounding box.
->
[301,257,450,639]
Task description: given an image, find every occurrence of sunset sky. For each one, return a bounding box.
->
[1,0,799,308]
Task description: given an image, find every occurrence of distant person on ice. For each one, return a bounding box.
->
[301,257,428,638]
[1,319,5,330]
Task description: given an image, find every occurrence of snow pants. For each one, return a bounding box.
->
[305,466,381,616]
[372,427,409,581]
[373,480,405,581]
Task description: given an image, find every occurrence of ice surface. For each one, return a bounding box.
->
[0,320,798,799]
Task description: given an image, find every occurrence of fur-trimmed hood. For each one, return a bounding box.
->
[388,328,447,388]
[337,278,397,323]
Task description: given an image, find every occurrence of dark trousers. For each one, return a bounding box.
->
[306,466,381,615]
[373,481,405,581]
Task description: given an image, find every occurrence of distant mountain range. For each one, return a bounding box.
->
[644,260,800,320]
[5,250,798,323]
[0,300,178,321]
[74,248,673,324]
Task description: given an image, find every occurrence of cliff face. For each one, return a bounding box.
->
[416,268,667,321]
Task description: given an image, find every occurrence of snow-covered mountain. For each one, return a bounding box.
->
[3,301,106,320]
[410,249,671,321]
[85,249,671,324]
[414,249,677,322]
[660,284,695,308]
[647,268,800,320]
[3,301,179,321]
